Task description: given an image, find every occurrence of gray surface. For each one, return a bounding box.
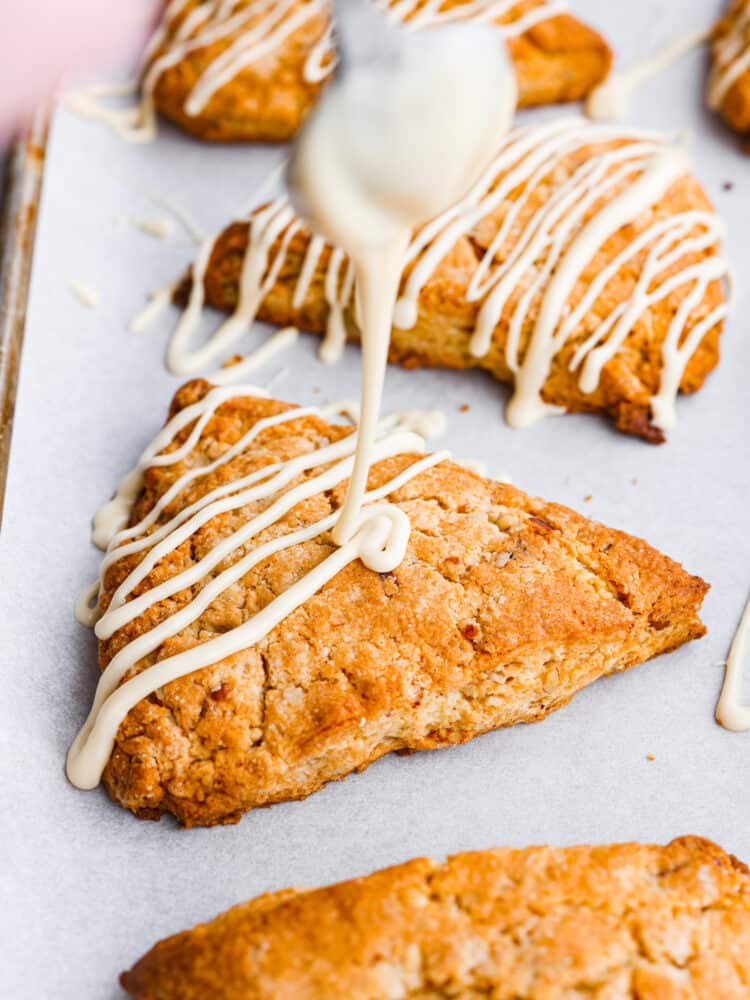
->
[1,1,748,997]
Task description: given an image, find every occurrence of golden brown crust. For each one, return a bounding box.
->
[710,0,750,134]
[182,138,725,444]
[97,381,708,828]
[121,836,750,999]
[149,1,611,142]
[507,8,612,106]
[151,0,329,142]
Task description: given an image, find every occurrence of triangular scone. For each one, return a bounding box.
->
[121,837,750,999]
[147,1,611,142]
[709,0,750,134]
[180,123,728,443]
[81,382,709,827]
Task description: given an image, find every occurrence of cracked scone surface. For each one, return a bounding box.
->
[98,381,707,828]
[150,0,611,142]
[186,135,725,444]
[121,837,750,999]
[710,0,750,134]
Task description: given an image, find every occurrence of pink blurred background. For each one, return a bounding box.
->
[0,1,158,142]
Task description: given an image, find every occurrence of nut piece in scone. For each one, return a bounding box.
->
[79,380,708,828]
[121,837,750,999]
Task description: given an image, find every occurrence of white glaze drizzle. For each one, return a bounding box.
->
[205,325,299,385]
[68,385,449,788]
[321,249,355,364]
[383,0,566,34]
[169,200,302,375]
[71,2,510,793]
[708,0,750,109]
[64,80,155,144]
[132,215,174,240]
[388,408,447,439]
[716,592,750,733]
[66,0,564,141]
[166,191,348,375]
[129,282,179,334]
[67,281,99,309]
[175,120,728,433]
[144,189,207,245]
[586,27,711,124]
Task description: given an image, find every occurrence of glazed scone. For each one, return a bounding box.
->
[709,0,750,134]
[146,0,330,143]
[145,0,612,142]
[177,121,728,443]
[72,381,708,828]
[120,837,750,999]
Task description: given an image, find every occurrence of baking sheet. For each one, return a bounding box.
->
[2,1,749,996]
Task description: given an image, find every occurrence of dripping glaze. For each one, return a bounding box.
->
[65,0,563,142]
[171,119,729,434]
[285,11,515,543]
[69,14,514,789]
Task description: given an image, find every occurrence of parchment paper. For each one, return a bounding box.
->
[2,2,748,996]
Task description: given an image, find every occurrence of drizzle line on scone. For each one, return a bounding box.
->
[384,0,567,33]
[708,0,750,111]
[172,119,728,433]
[391,121,727,431]
[65,0,566,142]
[67,388,449,788]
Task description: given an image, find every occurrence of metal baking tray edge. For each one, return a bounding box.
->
[0,112,49,529]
